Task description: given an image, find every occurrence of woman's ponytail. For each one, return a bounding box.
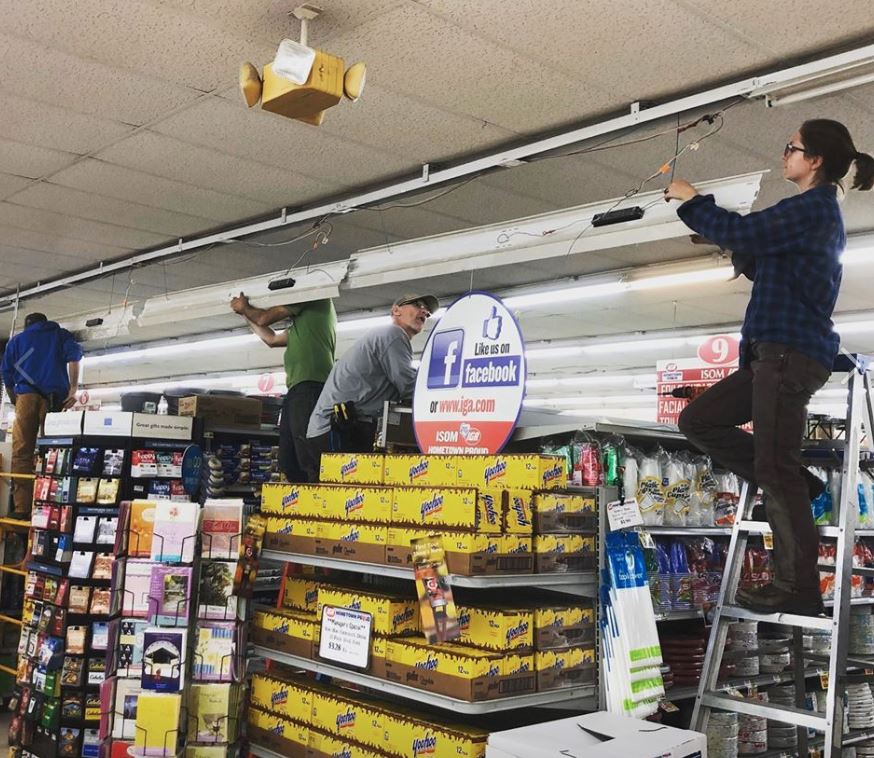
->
[852,151,874,191]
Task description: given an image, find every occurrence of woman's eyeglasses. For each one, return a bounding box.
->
[784,142,811,157]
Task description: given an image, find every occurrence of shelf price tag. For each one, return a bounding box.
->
[819,670,829,689]
[606,498,644,531]
[763,533,774,551]
[319,605,373,670]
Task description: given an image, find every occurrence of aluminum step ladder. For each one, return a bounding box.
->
[692,354,874,757]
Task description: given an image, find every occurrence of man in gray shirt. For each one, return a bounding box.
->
[306,293,439,459]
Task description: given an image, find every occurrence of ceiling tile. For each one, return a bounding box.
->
[0,224,132,261]
[0,0,276,91]
[325,3,617,133]
[95,130,338,207]
[9,182,218,237]
[50,159,273,222]
[151,97,412,185]
[0,93,134,155]
[0,139,77,179]
[0,31,204,126]
[0,173,34,198]
[674,0,874,57]
[414,0,761,107]
[0,202,170,250]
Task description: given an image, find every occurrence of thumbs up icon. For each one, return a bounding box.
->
[482,306,503,340]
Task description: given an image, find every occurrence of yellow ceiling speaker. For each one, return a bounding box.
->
[343,62,366,102]
[239,62,263,108]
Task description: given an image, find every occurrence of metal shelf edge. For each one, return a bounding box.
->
[251,645,595,714]
[260,550,596,590]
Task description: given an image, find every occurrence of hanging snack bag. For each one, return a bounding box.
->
[663,453,691,527]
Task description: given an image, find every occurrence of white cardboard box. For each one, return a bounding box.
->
[43,411,84,436]
[83,411,133,437]
[486,712,706,758]
[131,414,193,441]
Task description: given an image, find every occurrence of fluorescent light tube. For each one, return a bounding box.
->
[628,267,733,291]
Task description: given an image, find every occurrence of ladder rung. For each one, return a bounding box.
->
[817,564,874,577]
[824,597,874,608]
[700,692,829,731]
[0,518,30,530]
[737,521,841,538]
[720,605,832,630]
[0,565,26,577]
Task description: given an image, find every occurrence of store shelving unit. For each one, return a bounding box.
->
[249,466,605,757]
[251,645,596,714]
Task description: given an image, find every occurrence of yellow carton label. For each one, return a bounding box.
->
[250,674,313,722]
[502,535,533,554]
[310,692,384,749]
[387,526,429,547]
[318,588,418,636]
[383,455,458,486]
[442,531,498,555]
[476,490,502,534]
[266,517,322,539]
[386,638,501,680]
[307,730,384,758]
[262,484,323,516]
[534,605,588,632]
[456,606,534,651]
[504,651,535,676]
[318,485,392,522]
[456,455,566,490]
[319,453,385,485]
[392,486,480,529]
[533,491,596,514]
[502,490,534,534]
[249,708,309,746]
[534,534,592,555]
[283,576,320,612]
[387,714,488,758]
[535,646,595,672]
[254,608,318,641]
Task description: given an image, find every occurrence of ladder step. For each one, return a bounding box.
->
[738,521,840,538]
[700,692,829,731]
[720,605,832,630]
[818,563,874,577]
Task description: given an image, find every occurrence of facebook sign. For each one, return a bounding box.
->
[427,328,464,389]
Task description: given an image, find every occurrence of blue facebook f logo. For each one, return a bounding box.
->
[428,329,464,389]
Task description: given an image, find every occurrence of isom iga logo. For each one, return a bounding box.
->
[427,328,464,389]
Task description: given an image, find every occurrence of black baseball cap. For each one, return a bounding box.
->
[393,293,439,314]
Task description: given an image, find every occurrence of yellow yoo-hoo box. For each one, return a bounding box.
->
[456,605,534,651]
[533,491,596,514]
[319,453,385,485]
[386,715,488,758]
[502,490,534,534]
[307,729,386,758]
[456,455,566,490]
[250,673,314,722]
[317,587,418,637]
[318,485,393,522]
[383,455,458,486]
[476,490,503,533]
[262,484,323,516]
[392,486,482,530]
[248,707,309,747]
[282,576,321,613]
[310,692,384,750]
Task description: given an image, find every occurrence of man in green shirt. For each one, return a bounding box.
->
[230,294,336,482]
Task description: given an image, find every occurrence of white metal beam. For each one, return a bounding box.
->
[3,42,873,310]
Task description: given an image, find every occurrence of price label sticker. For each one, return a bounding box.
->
[763,533,774,551]
[819,671,829,689]
[319,606,373,670]
[606,498,644,531]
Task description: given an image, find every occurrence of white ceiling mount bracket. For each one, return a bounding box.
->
[291,3,322,47]
[422,163,430,183]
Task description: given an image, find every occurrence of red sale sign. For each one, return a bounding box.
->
[413,292,526,454]
[657,334,740,425]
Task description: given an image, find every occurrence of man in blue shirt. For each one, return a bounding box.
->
[2,313,83,517]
